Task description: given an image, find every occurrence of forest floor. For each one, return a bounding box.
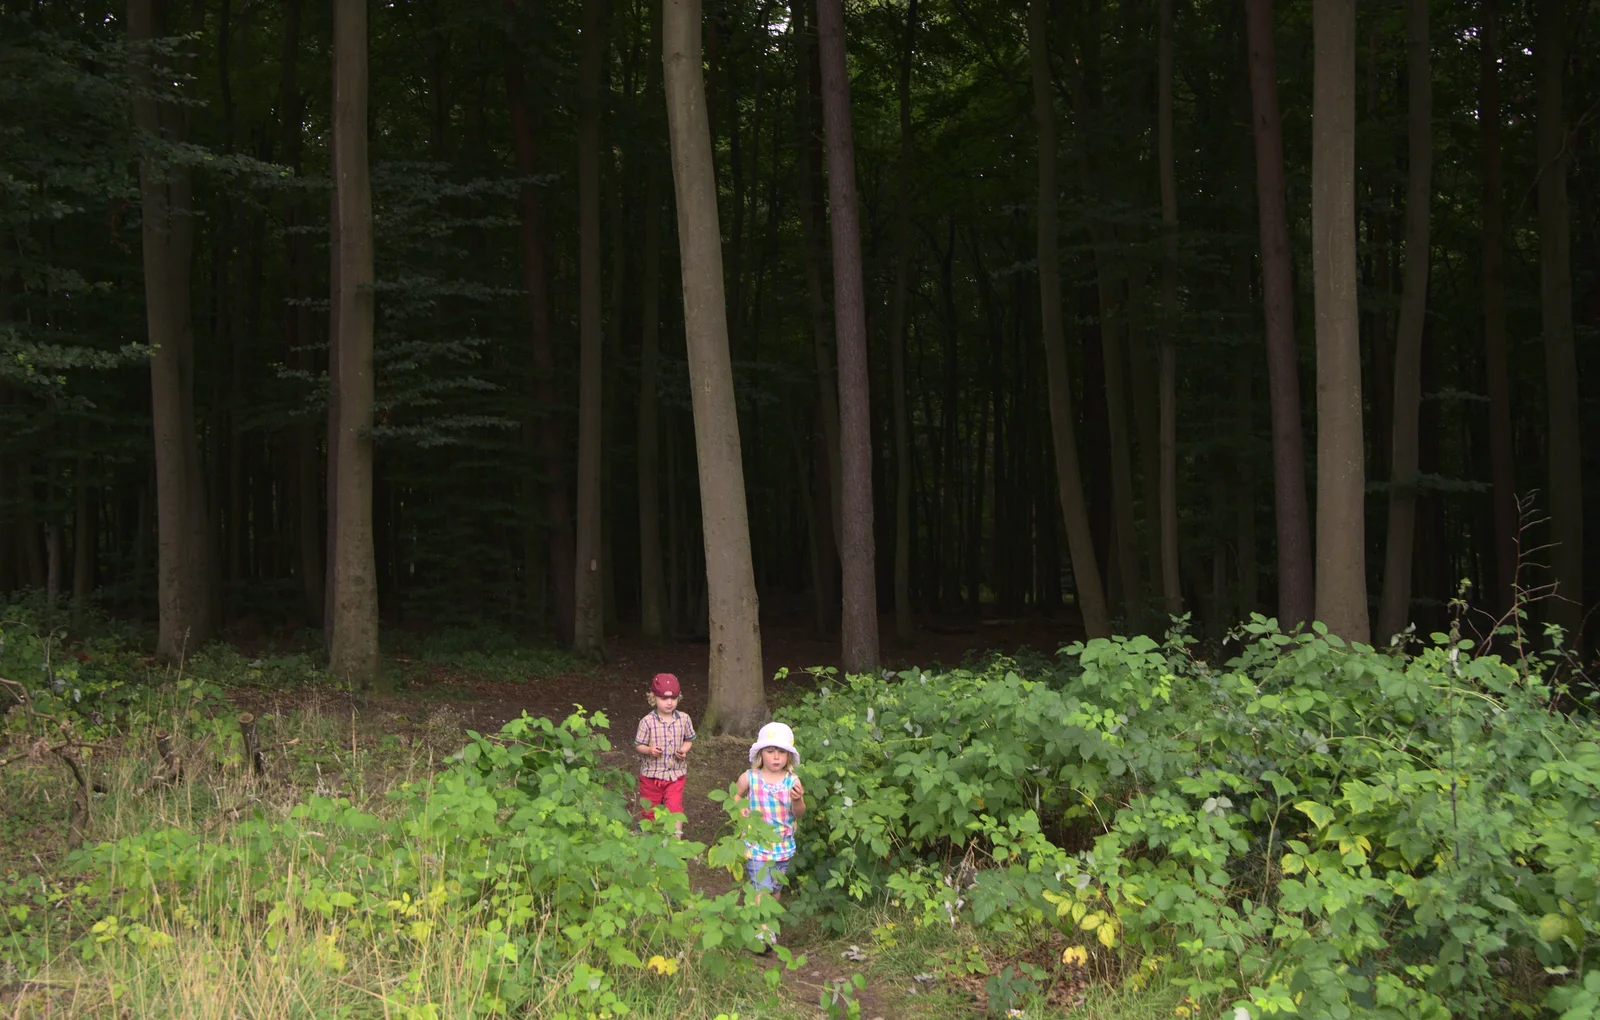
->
[367,613,1086,735]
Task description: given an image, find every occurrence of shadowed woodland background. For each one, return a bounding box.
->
[1,0,1596,677]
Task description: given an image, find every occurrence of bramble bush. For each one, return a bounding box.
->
[780,619,1600,1019]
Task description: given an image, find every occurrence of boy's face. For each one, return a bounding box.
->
[651,693,679,715]
[760,746,789,771]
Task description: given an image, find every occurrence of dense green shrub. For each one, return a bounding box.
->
[781,621,1600,1019]
[54,710,785,1017]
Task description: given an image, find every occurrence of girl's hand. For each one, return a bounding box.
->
[740,807,750,818]
[790,779,805,798]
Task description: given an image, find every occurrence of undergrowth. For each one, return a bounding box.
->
[6,597,1599,1018]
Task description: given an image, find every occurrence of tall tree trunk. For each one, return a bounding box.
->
[130,0,215,661]
[503,0,577,643]
[1376,0,1431,642]
[329,0,383,690]
[1030,0,1110,638]
[888,0,917,644]
[638,173,668,638]
[1536,0,1582,643]
[793,2,843,565]
[572,0,608,658]
[1233,255,1260,615]
[663,0,766,733]
[279,0,322,626]
[1098,273,1142,625]
[1479,0,1516,615]
[815,0,880,672]
[635,0,668,641]
[1244,0,1314,628]
[1311,0,1370,643]
[1156,0,1181,617]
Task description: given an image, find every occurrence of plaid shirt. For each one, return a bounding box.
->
[744,768,798,862]
[635,710,696,781]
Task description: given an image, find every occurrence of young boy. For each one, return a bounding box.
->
[634,672,695,837]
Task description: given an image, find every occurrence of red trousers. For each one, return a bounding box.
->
[637,775,686,821]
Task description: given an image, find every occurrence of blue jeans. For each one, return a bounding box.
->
[746,858,790,893]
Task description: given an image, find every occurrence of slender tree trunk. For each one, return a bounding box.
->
[1244,0,1314,628]
[503,0,577,643]
[1479,0,1516,615]
[329,0,383,690]
[279,0,323,626]
[888,0,917,643]
[814,0,880,672]
[130,0,215,661]
[72,470,95,625]
[1233,255,1260,615]
[1536,0,1582,643]
[1120,276,1158,608]
[572,0,608,658]
[1030,0,1109,639]
[1156,0,1181,617]
[663,0,766,733]
[793,3,843,563]
[1098,273,1143,625]
[1376,0,1431,642]
[638,170,668,638]
[1311,0,1370,643]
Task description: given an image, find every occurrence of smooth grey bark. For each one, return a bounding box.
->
[1310,0,1370,644]
[329,0,383,690]
[663,0,766,733]
[130,0,216,661]
[815,0,880,672]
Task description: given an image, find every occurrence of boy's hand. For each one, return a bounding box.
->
[645,745,663,756]
[674,744,691,760]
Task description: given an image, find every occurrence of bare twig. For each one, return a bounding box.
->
[239,713,266,778]
[51,746,90,851]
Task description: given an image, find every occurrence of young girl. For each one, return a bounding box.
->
[738,722,806,948]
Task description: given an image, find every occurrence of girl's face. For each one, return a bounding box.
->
[760,747,790,771]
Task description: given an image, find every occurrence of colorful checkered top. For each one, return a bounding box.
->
[744,768,798,863]
[634,710,696,781]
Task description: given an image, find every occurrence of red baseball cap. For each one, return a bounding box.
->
[650,673,681,697]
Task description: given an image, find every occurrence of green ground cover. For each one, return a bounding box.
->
[2,601,1598,1019]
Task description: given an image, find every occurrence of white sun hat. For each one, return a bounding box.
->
[748,721,800,764]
